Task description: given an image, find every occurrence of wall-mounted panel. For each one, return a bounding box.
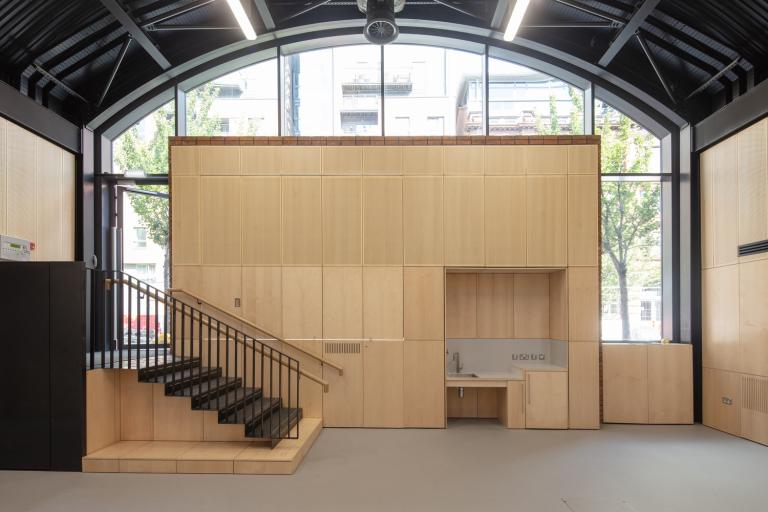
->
[242,266,282,337]
[61,153,75,260]
[648,344,693,424]
[35,140,63,261]
[444,146,483,175]
[484,146,525,175]
[323,266,363,339]
[363,176,403,265]
[513,274,549,339]
[201,177,241,265]
[363,146,402,175]
[0,118,6,233]
[403,267,444,341]
[282,266,322,340]
[476,273,514,339]
[363,340,404,428]
[568,145,598,175]
[712,137,739,267]
[567,175,598,266]
[569,341,599,429]
[526,175,567,266]
[484,176,526,266]
[241,177,281,265]
[241,146,280,175]
[170,146,199,176]
[402,146,442,175]
[323,146,362,175]
[172,176,201,265]
[444,176,484,266]
[568,267,600,341]
[700,146,715,269]
[282,176,322,265]
[323,341,363,427]
[739,259,768,377]
[703,367,741,436]
[526,146,568,175]
[280,146,321,175]
[363,266,403,339]
[200,146,240,175]
[404,340,445,427]
[737,119,767,245]
[603,344,648,423]
[702,265,740,371]
[6,122,36,245]
[445,273,477,338]
[322,177,362,265]
[403,176,443,265]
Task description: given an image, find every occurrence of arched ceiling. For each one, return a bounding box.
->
[1,0,766,127]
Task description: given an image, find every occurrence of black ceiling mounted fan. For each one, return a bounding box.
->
[357,0,406,44]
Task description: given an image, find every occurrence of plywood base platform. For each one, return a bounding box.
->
[82,418,322,475]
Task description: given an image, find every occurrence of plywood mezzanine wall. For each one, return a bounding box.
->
[701,118,768,445]
[0,116,76,261]
[169,135,601,429]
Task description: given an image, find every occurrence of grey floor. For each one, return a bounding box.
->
[2,421,767,512]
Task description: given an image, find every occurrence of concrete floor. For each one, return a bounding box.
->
[1,421,767,512]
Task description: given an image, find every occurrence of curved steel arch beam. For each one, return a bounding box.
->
[89,18,686,137]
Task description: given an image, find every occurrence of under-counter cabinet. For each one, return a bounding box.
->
[525,371,568,429]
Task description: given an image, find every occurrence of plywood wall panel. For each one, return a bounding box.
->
[569,341,600,429]
[549,270,568,340]
[281,146,321,175]
[526,175,567,266]
[484,146,525,175]
[648,344,693,424]
[484,176,526,266]
[444,176,484,266]
[703,367,741,436]
[200,266,242,316]
[35,139,63,261]
[702,265,740,372]
[282,176,322,265]
[739,259,768,377]
[363,176,403,265]
[200,146,240,175]
[445,273,477,338]
[404,340,445,427]
[6,122,36,245]
[603,344,648,424]
[403,267,444,341]
[362,146,402,175]
[242,266,282,337]
[201,177,241,265]
[526,146,568,174]
[170,146,199,176]
[322,176,362,265]
[403,176,443,265]
[323,146,362,175]
[713,137,739,267]
[363,340,404,427]
[444,146,483,175]
[737,119,767,245]
[241,146,280,174]
[568,145,598,174]
[402,146,442,175]
[323,342,363,427]
[61,152,76,260]
[172,176,201,265]
[476,273,514,339]
[363,266,403,339]
[567,175,598,266]
[568,267,600,341]
[513,274,549,339]
[241,177,281,265]
[700,147,715,270]
[323,266,363,339]
[282,266,322,340]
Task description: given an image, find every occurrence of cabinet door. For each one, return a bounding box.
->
[444,176,484,265]
[603,344,648,424]
[526,175,567,266]
[323,341,363,427]
[525,371,568,429]
[568,342,600,429]
[737,119,767,245]
[404,341,445,428]
[703,367,740,436]
[201,177,241,265]
[363,340,404,428]
[648,344,693,424]
[499,381,525,429]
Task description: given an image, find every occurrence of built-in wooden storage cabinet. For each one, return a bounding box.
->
[169,137,600,430]
[700,118,768,445]
[525,371,568,429]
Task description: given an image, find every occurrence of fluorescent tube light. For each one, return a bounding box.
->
[503,0,531,41]
[226,0,257,40]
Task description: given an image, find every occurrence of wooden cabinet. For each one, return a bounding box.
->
[403,267,444,340]
[281,176,322,265]
[322,266,363,339]
[703,367,740,436]
[403,176,443,265]
[603,344,649,423]
[404,341,445,427]
[525,371,568,429]
[322,177,362,265]
[484,176,526,266]
[513,274,549,339]
[444,176,484,265]
[526,175,567,266]
[568,267,600,341]
[737,119,767,245]
[445,273,477,338]
[648,344,693,424]
[363,176,403,265]
[567,175,599,266]
[568,342,600,429]
[363,340,404,428]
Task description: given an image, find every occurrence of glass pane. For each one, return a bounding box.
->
[112,101,174,174]
[488,58,584,136]
[601,180,662,341]
[122,187,169,346]
[282,46,382,136]
[595,99,661,173]
[186,59,278,136]
[383,45,484,136]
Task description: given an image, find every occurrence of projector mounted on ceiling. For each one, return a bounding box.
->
[357,0,405,45]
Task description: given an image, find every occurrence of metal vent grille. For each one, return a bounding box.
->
[742,375,768,414]
[738,239,768,257]
[324,342,361,355]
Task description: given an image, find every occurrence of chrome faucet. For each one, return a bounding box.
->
[452,352,463,374]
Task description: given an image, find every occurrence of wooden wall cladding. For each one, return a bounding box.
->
[1,118,75,261]
[170,139,600,429]
[700,120,768,445]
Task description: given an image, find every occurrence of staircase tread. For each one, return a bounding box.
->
[222,397,282,425]
[171,376,241,397]
[194,387,261,410]
[140,366,217,384]
[248,408,302,439]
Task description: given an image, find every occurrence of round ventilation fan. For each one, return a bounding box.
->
[358,0,404,45]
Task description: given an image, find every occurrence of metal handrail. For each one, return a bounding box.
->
[112,277,329,392]
[168,287,344,376]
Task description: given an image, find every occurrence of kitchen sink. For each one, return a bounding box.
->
[447,372,478,378]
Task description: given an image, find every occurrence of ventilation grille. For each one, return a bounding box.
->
[324,342,361,355]
[741,375,768,414]
[738,239,768,257]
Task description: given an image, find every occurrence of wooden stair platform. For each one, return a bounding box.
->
[82,418,322,475]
